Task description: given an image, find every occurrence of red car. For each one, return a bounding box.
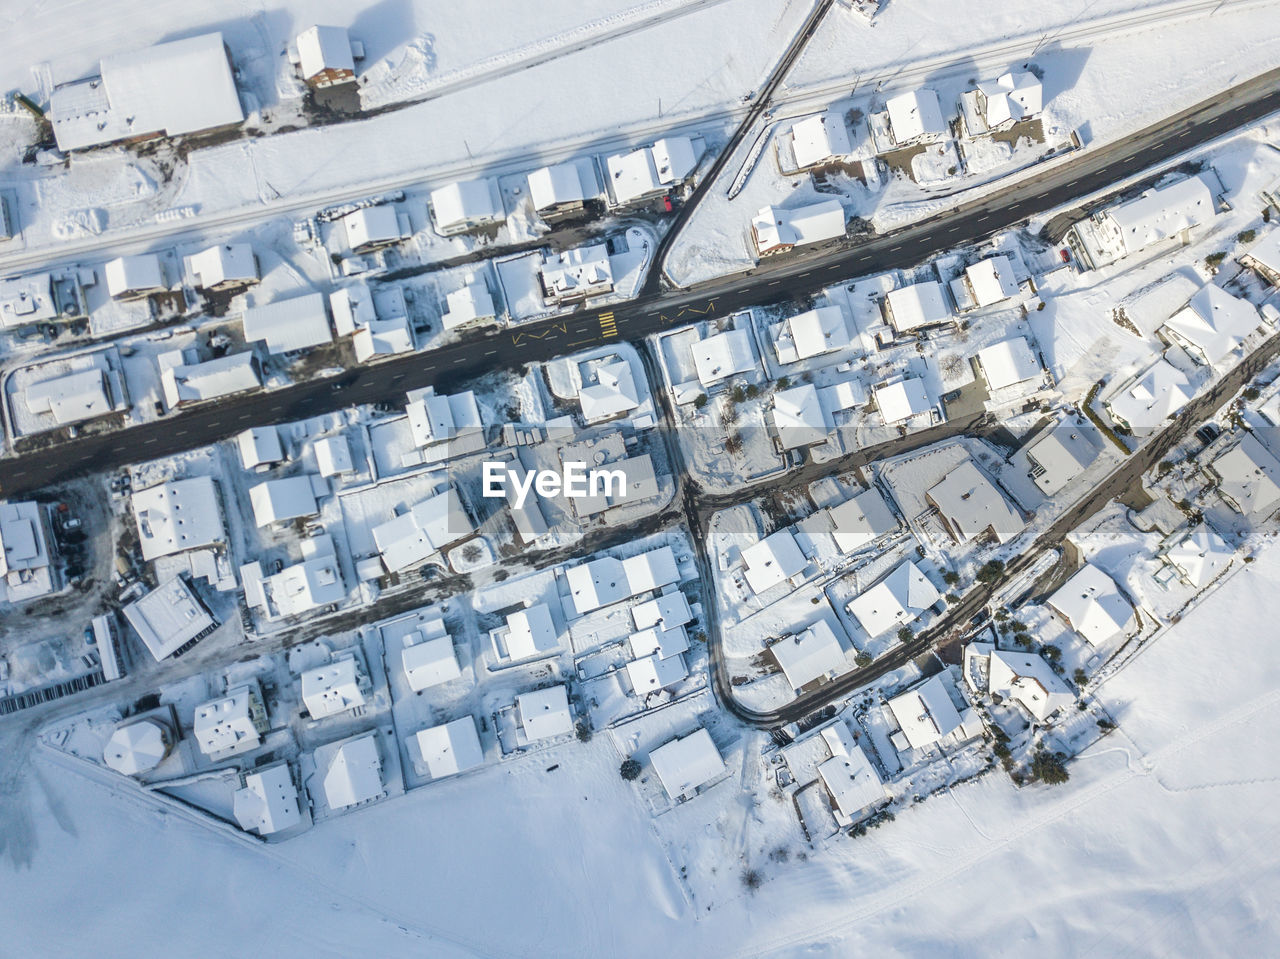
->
[662,196,673,212]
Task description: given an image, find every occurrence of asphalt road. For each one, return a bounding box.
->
[4,64,1280,501]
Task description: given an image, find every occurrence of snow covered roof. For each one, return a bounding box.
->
[779,306,853,361]
[1163,524,1233,588]
[233,763,301,836]
[742,528,808,594]
[105,254,165,299]
[607,147,664,204]
[442,278,496,329]
[193,684,262,756]
[343,205,403,251]
[975,72,1042,128]
[241,293,332,354]
[580,360,641,423]
[963,255,1019,307]
[0,273,58,327]
[651,136,698,184]
[430,179,503,233]
[103,720,170,775]
[927,459,1023,544]
[976,337,1040,391]
[504,603,560,660]
[302,657,366,719]
[236,426,283,471]
[1209,433,1280,518]
[771,620,847,690]
[826,487,897,553]
[0,500,51,584]
[323,734,383,810]
[632,591,693,633]
[846,560,940,639]
[791,110,853,169]
[540,243,613,300]
[1105,358,1194,431]
[372,488,473,572]
[1106,175,1217,255]
[406,387,484,450]
[132,476,224,560]
[887,674,964,750]
[49,32,243,152]
[1161,285,1260,365]
[402,633,461,691]
[353,316,414,363]
[296,25,355,83]
[772,383,831,449]
[751,199,845,255]
[161,351,260,408]
[528,163,588,211]
[650,727,724,800]
[264,543,345,618]
[817,722,885,821]
[565,545,679,614]
[517,684,574,741]
[249,475,320,527]
[123,575,217,661]
[1024,418,1099,495]
[1241,228,1280,282]
[873,377,932,424]
[691,328,755,386]
[885,280,950,333]
[1048,563,1136,645]
[628,624,690,661]
[626,652,688,695]
[988,650,1073,722]
[415,717,484,779]
[190,243,257,290]
[314,435,354,476]
[885,88,947,144]
[24,368,113,426]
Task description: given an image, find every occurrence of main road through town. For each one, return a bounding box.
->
[3,64,1279,499]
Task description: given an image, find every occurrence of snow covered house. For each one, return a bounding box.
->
[160,350,261,409]
[986,649,1073,722]
[872,376,934,425]
[751,199,846,257]
[1159,285,1261,366]
[296,26,356,88]
[651,137,699,189]
[817,721,887,826]
[1161,524,1233,589]
[0,273,61,329]
[883,280,951,334]
[406,386,485,455]
[788,110,854,170]
[329,282,414,363]
[884,89,947,146]
[241,293,332,354]
[23,367,120,429]
[1069,174,1219,269]
[951,255,1019,311]
[343,205,406,254]
[103,719,173,776]
[770,383,832,450]
[122,575,218,661]
[887,674,965,751]
[650,727,724,801]
[818,486,897,553]
[770,619,848,690]
[497,603,560,661]
[401,622,462,692]
[372,488,473,573]
[773,306,854,364]
[579,360,641,424]
[517,685,574,742]
[691,328,755,387]
[193,682,268,758]
[539,244,614,304]
[0,500,57,605]
[632,591,693,634]
[233,763,301,836]
[974,337,1042,392]
[251,536,346,619]
[131,476,225,561]
[105,254,165,300]
[565,545,679,615]
[314,435,354,477]
[441,276,497,330]
[1022,416,1100,495]
[846,560,940,639]
[189,244,258,292]
[301,655,370,720]
[1047,563,1136,646]
[48,32,243,152]
[248,475,320,528]
[625,651,688,697]
[926,459,1023,544]
[606,137,699,205]
[429,179,504,235]
[962,72,1043,134]
[741,528,808,595]
[413,717,484,779]
[1240,229,1280,286]
[1204,433,1280,518]
[528,163,590,216]
[628,622,690,662]
[322,733,384,810]
[1104,358,1194,433]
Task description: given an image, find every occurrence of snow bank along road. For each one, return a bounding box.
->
[3,65,1280,499]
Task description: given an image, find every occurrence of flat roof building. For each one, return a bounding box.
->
[131,477,225,561]
[123,576,217,661]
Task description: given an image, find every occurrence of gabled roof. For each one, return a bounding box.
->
[632,591,693,633]
[430,179,503,232]
[406,387,484,449]
[190,243,257,289]
[372,488,473,572]
[1241,228,1280,282]
[649,727,724,800]
[105,254,165,298]
[242,293,332,354]
[651,137,698,184]
[751,199,845,254]
[1107,175,1217,255]
[627,623,690,660]
[885,88,946,143]
[24,368,113,425]
[964,255,1019,307]
[322,734,383,809]
[741,528,808,594]
[402,634,461,691]
[528,163,587,210]
[314,435,354,476]
[504,603,559,660]
[846,560,940,638]
[414,717,484,779]
[975,72,1042,127]
[1106,358,1194,431]
[626,652,688,695]
[691,329,755,386]
[565,545,680,614]
[162,351,260,408]
[817,722,885,819]
[1162,284,1260,365]
[772,383,831,449]
[771,620,847,689]
[791,110,853,169]
[343,205,402,251]
[781,306,853,360]
[988,649,1073,721]
[873,377,932,424]
[237,426,284,469]
[1210,433,1280,518]
[1024,417,1099,495]
[442,278,496,329]
[976,336,1041,391]
[249,475,319,527]
[1047,563,1135,645]
[302,657,366,719]
[607,147,663,204]
[887,674,963,750]
[517,684,574,741]
[926,458,1024,544]
[1163,524,1233,589]
[885,280,950,332]
[579,360,641,422]
[297,26,355,80]
[826,487,897,553]
[233,763,301,836]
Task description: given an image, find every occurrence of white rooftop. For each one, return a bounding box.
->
[847,560,940,639]
[406,387,484,451]
[817,721,886,821]
[650,727,724,800]
[975,72,1043,127]
[1048,563,1136,645]
[249,475,320,527]
[885,88,947,144]
[161,351,259,408]
[1163,524,1233,589]
[528,163,588,211]
[1024,418,1100,495]
[414,717,484,779]
[926,458,1024,544]
[885,280,950,333]
[651,136,698,184]
[771,620,847,690]
[442,278,496,329]
[964,255,1019,307]
[504,603,560,660]
[430,179,503,233]
[237,426,284,470]
[302,657,366,719]
[322,734,383,810]
[122,576,216,661]
[103,720,170,775]
[741,528,808,594]
[691,328,755,387]
[976,336,1041,391]
[190,243,257,289]
[579,360,641,423]
[873,377,932,424]
[627,624,690,661]
[626,653,688,695]
[988,649,1074,722]
[263,543,345,618]
[826,487,897,553]
[772,383,831,450]
[193,685,262,756]
[105,254,165,298]
[132,477,224,561]
[791,110,853,169]
[565,546,679,615]
[25,368,113,427]
[372,488,472,572]
[233,763,301,836]
[314,435,354,477]
[887,674,964,750]
[631,592,693,633]
[778,306,853,362]
[1210,433,1280,518]
[242,293,332,355]
[1162,284,1261,365]
[1106,358,1194,431]
[517,685,574,742]
[343,205,402,251]
[751,199,845,255]
[402,633,461,691]
[297,25,355,82]
[1106,174,1217,256]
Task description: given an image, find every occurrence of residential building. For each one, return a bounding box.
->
[926,458,1024,544]
[579,360,641,424]
[1161,525,1233,589]
[770,383,832,450]
[821,486,897,553]
[605,136,698,205]
[650,728,724,801]
[1160,285,1261,365]
[1205,433,1280,518]
[883,280,951,334]
[1105,357,1194,432]
[1023,416,1100,495]
[322,733,384,810]
[248,475,320,528]
[441,276,497,329]
[770,619,848,690]
[241,292,332,354]
[193,682,268,758]
[1069,174,1219,268]
[690,328,755,387]
[625,653,688,696]
[951,255,1019,311]
[343,205,405,253]
[131,477,225,561]
[401,625,462,692]
[301,655,369,720]
[789,110,853,169]
[160,350,260,409]
[817,721,888,826]
[189,243,258,292]
[105,254,165,300]
[974,337,1041,391]
[987,649,1073,721]
[405,386,485,455]
[498,603,560,660]
[565,545,679,615]
[773,306,854,364]
[872,377,934,424]
[0,499,57,604]
[23,367,117,428]
[884,88,947,145]
[103,719,173,776]
[528,163,590,215]
[1047,563,1136,646]
[233,763,302,836]
[962,72,1043,134]
[413,717,484,779]
[846,560,940,638]
[517,685,574,742]
[887,674,964,750]
[539,244,614,304]
[1240,229,1280,286]
[253,535,346,618]
[751,199,845,257]
[372,488,473,572]
[631,591,694,634]
[314,435,354,477]
[429,179,504,235]
[296,25,356,88]
[741,528,808,594]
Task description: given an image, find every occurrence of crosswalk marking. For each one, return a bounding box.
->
[599,311,618,338]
